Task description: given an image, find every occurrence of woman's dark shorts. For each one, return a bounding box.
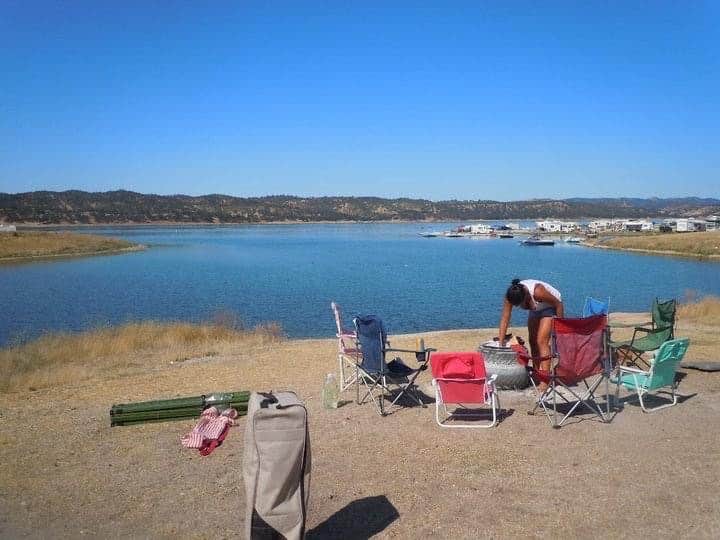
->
[528,307,557,321]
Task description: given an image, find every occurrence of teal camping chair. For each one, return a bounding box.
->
[614,338,689,413]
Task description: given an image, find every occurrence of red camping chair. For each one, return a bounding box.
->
[431,352,499,428]
[517,315,611,428]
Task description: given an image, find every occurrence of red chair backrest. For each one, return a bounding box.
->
[553,315,607,383]
[431,352,488,404]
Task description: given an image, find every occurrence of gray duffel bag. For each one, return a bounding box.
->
[243,391,311,540]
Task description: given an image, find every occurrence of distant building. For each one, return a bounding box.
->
[588,219,614,232]
[536,220,578,233]
[623,219,654,232]
[468,223,493,234]
[676,218,707,232]
[703,215,720,231]
[0,224,16,233]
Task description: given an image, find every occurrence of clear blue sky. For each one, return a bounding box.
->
[1,1,718,200]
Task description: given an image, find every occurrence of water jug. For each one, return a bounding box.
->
[322,373,339,409]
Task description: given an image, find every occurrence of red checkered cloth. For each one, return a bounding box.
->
[181,406,237,454]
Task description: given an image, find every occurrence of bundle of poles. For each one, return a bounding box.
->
[110,391,250,426]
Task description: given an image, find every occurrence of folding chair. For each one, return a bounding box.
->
[582,297,609,318]
[608,298,676,368]
[431,352,498,428]
[647,298,677,339]
[518,315,611,428]
[614,338,689,412]
[330,302,359,392]
[353,314,432,416]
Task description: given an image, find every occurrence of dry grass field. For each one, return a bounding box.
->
[0,320,284,394]
[0,231,139,261]
[1,301,719,538]
[588,230,720,258]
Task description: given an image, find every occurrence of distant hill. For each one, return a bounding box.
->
[1,191,718,224]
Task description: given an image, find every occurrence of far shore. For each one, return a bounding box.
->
[584,230,720,260]
[0,231,145,264]
[0,243,145,263]
[582,241,720,260]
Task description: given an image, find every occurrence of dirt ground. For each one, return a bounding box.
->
[1,315,719,539]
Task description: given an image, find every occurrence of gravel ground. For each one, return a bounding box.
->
[1,317,718,539]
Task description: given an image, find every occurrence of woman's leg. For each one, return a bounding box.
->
[527,316,548,392]
[536,316,554,377]
[527,316,540,360]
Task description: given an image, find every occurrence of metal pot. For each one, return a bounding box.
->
[478,341,530,390]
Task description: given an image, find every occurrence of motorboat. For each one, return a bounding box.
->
[499,233,514,239]
[520,235,555,246]
[418,232,441,238]
[564,236,583,244]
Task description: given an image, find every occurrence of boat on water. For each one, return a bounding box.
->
[564,236,583,244]
[418,232,441,238]
[499,233,514,239]
[520,235,555,246]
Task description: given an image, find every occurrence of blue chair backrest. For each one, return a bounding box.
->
[583,297,609,318]
[354,314,387,374]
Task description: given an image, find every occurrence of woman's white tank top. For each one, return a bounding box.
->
[520,279,562,311]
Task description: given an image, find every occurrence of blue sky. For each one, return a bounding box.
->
[1,1,718,200]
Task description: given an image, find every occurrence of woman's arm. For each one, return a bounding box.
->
[498,299,513,345]
[534,284,564,317]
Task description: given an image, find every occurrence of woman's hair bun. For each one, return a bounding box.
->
[511,278,521,286]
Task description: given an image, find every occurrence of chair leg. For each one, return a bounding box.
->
[557,378,607,427]
[638,386,679,413]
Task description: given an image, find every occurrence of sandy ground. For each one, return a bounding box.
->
[1,315,719,539]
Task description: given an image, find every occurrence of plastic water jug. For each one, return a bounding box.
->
[322,373,339,409]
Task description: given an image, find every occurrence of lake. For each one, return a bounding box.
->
[2,223,719,346]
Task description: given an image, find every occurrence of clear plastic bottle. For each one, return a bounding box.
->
[322,372,339,409]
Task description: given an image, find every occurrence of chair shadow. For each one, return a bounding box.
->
[383,387,435,409]
[527,397,612,426]
[306,495,399,540]
[445,406,515,425]
[616,391,697,410]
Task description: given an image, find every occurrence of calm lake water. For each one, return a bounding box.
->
[2,223,719,346]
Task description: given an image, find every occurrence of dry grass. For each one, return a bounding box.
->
[0,320,284,393]
[591,230,720,257]
[678,295,720,326]
[0,231,136,260]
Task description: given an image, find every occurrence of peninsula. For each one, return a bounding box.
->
[0,231,143,262]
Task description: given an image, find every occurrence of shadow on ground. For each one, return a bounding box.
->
[306,495,399,540]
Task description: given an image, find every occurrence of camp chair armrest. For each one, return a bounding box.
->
[609,320,652,328]
[384,347,436,355]
[617,365,649,375]
[633,326,653,333]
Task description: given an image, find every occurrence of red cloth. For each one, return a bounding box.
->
[181,406,236,455]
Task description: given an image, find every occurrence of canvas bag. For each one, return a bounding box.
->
[243,391,311,540]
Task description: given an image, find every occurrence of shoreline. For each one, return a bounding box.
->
[0,244,146,264]
[582,241,720,261]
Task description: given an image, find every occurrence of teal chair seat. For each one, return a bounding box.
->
[614,338,689,412]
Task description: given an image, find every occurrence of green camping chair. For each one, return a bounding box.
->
[645,298,677,338]
[609,298,676,368]
[614,338,689,412]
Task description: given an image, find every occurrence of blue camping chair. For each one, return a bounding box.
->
[583,297,610,318]
[353,314,433,416]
